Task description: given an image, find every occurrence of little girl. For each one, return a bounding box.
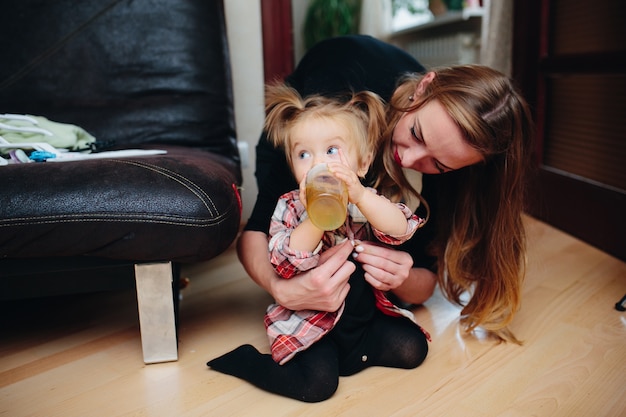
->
[208,83,430,402]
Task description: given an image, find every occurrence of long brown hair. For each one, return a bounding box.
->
[376,65,534,343]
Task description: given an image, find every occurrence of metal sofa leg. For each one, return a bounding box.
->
[134,262,178,364]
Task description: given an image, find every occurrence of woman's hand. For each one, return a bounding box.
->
[351,240,413,291]
[271,239,355,311]
[352,240,437,304]
[238,230,354,312]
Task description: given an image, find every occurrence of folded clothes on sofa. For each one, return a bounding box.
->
[0,114,95,153]
[0,114,167,163]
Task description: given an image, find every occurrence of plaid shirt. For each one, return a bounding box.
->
[266,189,428,364]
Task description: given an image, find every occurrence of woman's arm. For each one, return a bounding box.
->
[391,266,437,305]
[237,230,354,311]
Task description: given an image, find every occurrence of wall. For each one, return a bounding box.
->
[223,1,265,223]
[290,1,308,64]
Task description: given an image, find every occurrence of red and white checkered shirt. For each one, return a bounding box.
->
[266,188,428,364]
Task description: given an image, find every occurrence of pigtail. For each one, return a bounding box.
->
[264,84,305,150]
[348,91,387,157]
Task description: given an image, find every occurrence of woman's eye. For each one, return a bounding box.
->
[327,146,339,155]
[410,127,424,144]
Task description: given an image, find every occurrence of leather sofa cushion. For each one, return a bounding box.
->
[0,147,241,261]
[0,146,241,263]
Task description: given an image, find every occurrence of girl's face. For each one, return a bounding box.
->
[392,99,483,174]
[289,116,365,183]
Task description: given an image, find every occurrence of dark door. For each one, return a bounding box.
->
[513,0,626,261]
[261,0,294,83]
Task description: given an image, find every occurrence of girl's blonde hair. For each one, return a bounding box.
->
[264,83,386,175]
[375,65,534,343]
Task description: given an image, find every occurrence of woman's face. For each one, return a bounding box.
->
[392,99,483,174]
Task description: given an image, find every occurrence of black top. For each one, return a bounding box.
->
[245,35,438,269]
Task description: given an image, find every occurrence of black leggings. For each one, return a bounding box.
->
[207,264,429,402]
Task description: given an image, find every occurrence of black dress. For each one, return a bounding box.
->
[245,34,437,271]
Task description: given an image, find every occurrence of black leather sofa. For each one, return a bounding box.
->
[0,0,242,363]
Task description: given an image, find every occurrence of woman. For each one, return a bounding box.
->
[239,35,534,343]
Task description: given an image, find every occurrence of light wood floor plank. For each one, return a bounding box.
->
[1,216,625,416]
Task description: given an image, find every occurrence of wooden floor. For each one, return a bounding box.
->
[1,216,625,417]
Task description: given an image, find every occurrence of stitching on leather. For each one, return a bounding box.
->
[0,215,232,228]
[0,213,232,227]
[0,158,237,227]
[112,159,220,216]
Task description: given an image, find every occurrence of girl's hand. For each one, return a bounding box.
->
[327,149,366,205]
[351,240,413,291]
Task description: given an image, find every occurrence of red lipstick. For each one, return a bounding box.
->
[393,148,402,166]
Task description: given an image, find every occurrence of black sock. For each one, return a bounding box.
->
[207,340,340,402]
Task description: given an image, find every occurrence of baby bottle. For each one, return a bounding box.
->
[305,163,348,231]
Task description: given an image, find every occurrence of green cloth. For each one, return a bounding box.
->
[0,114,95,152]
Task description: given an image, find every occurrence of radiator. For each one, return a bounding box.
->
[402,32,480,68]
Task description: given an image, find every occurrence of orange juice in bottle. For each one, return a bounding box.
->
[305,164,348,231]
